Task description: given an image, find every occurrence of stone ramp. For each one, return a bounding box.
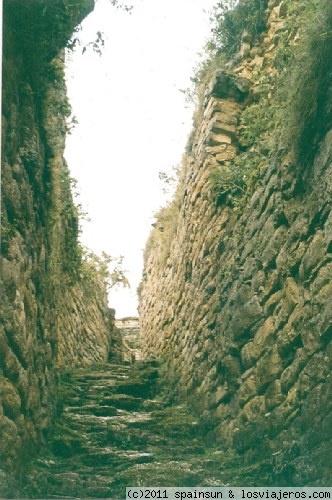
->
[20,362,272,499]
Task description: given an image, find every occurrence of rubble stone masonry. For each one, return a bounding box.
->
[139,0,332,485]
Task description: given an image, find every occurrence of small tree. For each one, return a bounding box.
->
[81,249,130,292]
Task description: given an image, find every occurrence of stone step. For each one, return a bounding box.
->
[21,361,272,498]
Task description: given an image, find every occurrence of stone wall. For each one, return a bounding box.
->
[115,317,141,360]
[57,284,114,367]
[139,0,332,486]
[0,0,116,489]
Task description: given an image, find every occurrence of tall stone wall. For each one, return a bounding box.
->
[0,1,116,489]
[139,1,332,486]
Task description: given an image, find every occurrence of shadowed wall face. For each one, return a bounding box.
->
[0,0,116,485]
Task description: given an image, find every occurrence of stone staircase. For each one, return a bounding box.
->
[115,317,142,361]
[20,361,272,499]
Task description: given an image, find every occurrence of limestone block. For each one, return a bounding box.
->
[261,225,287,268]
[288,290,329,353]
[0,415,19,470]
[205,144,237,163]
[208,132,233,146]
[237,375,257,406]
[0,329,9,364]
[26,374,41,412]
[241,342,260,369]
[236,283,252,305]
[250,54,264,68]
[280,348,308,393]
[268,2,286,26]
[240,395,266,424]
[264,290,282,315]
[297,352,331,398]
[276,240,307,275]
[269,384,299,431]
[1,258,18,301]
[311,262,332,295]
[213,112,238,127]
[210,119,237,138]
[215,403,234,421]
[277,326,302,359]
[4,348,21,380]
[231,296,263,341]
[208,99,240,119]
[216,420,238,449]
[254,316,276,348]
[0,378,21,419]
[283,277,303,314]
[223,355,242,382]
[312,291,332,346]
[300,326,322,355]
[299,231,327,280]
[265,380,283,410]
[214,386,229,405]
[312,282,332,313]
[240,42,251,59]
[215,147,238,163]
[268,0,281,9]
[256,346,283,389]
[236,76,251,94]
[203,98,220,120]
[251,270,265,295]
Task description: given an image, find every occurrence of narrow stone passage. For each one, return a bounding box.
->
[21,361,270,499]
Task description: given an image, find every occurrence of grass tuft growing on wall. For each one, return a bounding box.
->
[208,0,269,58]
[279,0,332,166]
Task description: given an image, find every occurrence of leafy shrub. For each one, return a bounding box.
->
[186,0,269,102]
[80,250,130,295]
[239,95,276,149]
[210,153,262,209]
[208,0,269,58]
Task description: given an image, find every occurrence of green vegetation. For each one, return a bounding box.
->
[181,0,275,208]
[279,0,332,165]
[208,0,332,205]
[2,0,132,300]
[68,1,133,56]
[190,0,268,92]
[5,1,94,76]
[149,0,332,262]
[144,161,188,268]
[210,154,263,209]
[144,200,180,268]
[208,0,269,58]
[80,250,130,295]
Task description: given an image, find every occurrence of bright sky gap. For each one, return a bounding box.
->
[64,0,216,317]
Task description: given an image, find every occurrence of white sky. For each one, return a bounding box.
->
[65,0,216,318]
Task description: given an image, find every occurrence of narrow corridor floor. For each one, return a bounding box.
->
[22,361,270,498]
